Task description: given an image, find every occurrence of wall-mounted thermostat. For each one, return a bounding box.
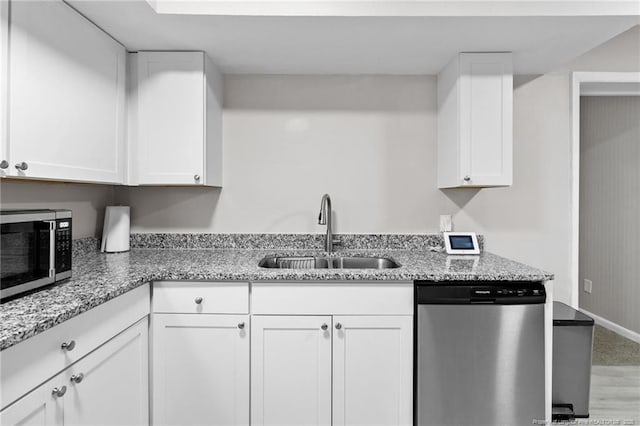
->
[443,232,480,255]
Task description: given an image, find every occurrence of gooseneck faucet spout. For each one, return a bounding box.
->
[318,194,340,253]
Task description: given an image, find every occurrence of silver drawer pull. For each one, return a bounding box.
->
[195,297,203,305]
[52,386,67,398]
[321,323,328,330]
[238,322,245,330]
[335,323,343,330]
[70,373,84,384]
[61,340,76,351]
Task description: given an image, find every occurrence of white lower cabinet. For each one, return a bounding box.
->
[251,314,413,426]
[0,318,149,426]
[332,316,413,426]
[0,374,64,426]
[251,315,332,426]
[152,314,250,426]
[64,318,149,426]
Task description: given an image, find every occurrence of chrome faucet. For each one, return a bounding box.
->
[318,194,340,253]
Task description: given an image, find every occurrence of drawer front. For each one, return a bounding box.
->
[251,281,413,315]
[1,284,150,410]
[153,281,249,314]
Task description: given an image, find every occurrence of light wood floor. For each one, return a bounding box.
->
[590,365,640,422]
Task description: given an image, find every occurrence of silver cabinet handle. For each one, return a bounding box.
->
[194,174,201,182]
[0,160,8,169]
[238,322,245,330]
[52,386,67,398]
[463,176,471,182]
[70,373,84,384]
[195,297,203,304]
[321,323,328,330]
[15,162,28,171]
[335,323,342,330]
[61,340,76,351]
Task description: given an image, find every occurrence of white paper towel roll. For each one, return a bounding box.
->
[101,206,130,253]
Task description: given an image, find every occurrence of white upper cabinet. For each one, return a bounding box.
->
[5,0,126,183]
[437,52,513,188]
[128,51,223,186]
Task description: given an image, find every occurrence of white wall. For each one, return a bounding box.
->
[0,180,115,238]
[579,96,640,334]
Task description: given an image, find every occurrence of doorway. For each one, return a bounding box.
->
[571,72,640,422]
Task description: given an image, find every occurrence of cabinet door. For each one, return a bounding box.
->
[332,316,413,426]
[153,314,249,426]
[8,0,125,183]
[0,374,64,426]
[64,318,149,426]
[459,52,513,187]
[251,315,332,426]
[134,51,205,185]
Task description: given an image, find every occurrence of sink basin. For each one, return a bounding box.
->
[258,255,400,269]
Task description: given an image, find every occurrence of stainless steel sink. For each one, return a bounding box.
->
[258,255,400,269]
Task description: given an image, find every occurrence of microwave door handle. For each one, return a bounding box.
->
[48,221,56,278]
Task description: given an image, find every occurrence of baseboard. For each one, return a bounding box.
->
[579,308,640,344]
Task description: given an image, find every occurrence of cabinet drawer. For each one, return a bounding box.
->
[251,282,413,315]
[1,284,150,410]
[153,282,249,314]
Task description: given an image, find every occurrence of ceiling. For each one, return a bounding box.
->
[68,0,639,75]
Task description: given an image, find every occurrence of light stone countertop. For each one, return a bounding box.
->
[0,247,553,351]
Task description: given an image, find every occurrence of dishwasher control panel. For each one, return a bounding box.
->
[416,281,546,305]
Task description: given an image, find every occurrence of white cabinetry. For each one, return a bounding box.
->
[5,0,126,183]
[0,375,64,426]
[332,315,413,426]
[0,318,148,426]
[129,51,223,186]
[250,282,413,426]
[153,314,249,426]
[64,318,148,426]
[151,282,249,426]
[437,52,513,188]
[251,315,332,426]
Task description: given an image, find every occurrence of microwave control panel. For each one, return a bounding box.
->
[55,219,72,274]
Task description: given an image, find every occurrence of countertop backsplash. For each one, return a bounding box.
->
[128,233,484,252]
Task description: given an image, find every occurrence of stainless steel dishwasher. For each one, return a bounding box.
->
[415,281,546,426]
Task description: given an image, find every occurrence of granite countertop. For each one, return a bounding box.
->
[0,246,553,351]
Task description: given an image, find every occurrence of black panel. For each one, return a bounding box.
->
[415,281,546,305]
[55,219,72,274]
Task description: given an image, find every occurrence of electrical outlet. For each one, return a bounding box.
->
[584,279,593,294]
[440,215,452,232]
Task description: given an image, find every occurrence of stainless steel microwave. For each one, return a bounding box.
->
[1,210,72,300]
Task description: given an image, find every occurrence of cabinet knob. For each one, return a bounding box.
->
[15,162,28,171]
[238,322,245,330]
[321,323,328,330]
[335,323,342,330]
[194,174,201,182]
[0,160,8,169]
[195,297,203,305]
[52,386,67,398]
[61,340,76,351]
[463,175,471,182]
[70,373,84,384]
